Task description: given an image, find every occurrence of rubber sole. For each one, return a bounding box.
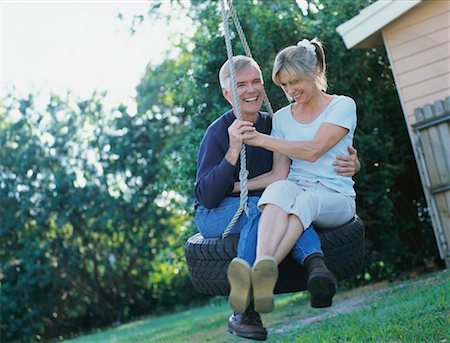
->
[251,257,278,313]
[227,258,252,313]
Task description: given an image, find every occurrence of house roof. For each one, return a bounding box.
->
[336,0,422,49]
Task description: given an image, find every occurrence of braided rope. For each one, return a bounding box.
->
[226,0,274,117]
[219,0,249,239]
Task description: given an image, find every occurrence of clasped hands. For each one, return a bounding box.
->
[227,119,260,152]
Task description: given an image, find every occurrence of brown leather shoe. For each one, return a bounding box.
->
[227,309,268,341]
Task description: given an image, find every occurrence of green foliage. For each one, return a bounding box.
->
[0,93,199,342]
[137,0,438,279]
[300,1,438,278]
[1,0,440,340]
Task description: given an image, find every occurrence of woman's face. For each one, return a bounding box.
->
[278,73,318,104]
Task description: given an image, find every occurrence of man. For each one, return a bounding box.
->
[194,56,360,341]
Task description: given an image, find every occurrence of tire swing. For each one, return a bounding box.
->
[184,0,365,297]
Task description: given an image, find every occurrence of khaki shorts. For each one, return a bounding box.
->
[258,179,356,230]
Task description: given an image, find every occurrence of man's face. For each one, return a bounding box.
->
[223,66,265,120]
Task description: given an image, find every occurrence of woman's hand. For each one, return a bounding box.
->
[244,130,264,147]
[333,146,360,176]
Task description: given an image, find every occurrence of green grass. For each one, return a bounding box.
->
[68,269,450,342]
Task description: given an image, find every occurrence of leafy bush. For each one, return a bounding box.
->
[138,0,438,281]
[0,93,201,342]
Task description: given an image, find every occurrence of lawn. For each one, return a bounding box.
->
[68,269,449,342]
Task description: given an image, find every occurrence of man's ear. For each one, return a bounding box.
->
[222,88,235,111]
[224,88,237,106]
[222,88,231,104]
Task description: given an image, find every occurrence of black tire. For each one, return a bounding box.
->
[184,216,365,296]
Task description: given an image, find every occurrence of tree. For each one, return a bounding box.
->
[0,92,198,341]
[137,0,438,281]
[1,0,439,340]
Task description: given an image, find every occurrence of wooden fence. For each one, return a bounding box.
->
[413,96,450,266]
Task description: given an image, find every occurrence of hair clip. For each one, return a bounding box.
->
[297,39,316,56]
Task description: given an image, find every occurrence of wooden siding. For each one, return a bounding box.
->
[383,0,450,125]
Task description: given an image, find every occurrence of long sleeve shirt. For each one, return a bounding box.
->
[195,110,273,209]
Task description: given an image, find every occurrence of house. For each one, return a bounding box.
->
[337,0,450,267]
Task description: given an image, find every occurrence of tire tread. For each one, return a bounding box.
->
[185,216,365,296]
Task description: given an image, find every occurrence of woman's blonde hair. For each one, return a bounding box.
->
[272,38,327,93]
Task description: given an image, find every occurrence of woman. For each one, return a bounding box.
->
[234,38,357,313]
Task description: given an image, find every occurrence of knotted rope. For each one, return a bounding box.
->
[219,0,249,239]
[219,0,275,239]
[226,0,274,117]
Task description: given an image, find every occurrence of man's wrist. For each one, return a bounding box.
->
[225,148,240,165]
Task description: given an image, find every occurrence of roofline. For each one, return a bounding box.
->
[336,0,422,49]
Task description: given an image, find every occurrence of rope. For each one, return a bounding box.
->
[226,0,274,117]
[219,0,249,239]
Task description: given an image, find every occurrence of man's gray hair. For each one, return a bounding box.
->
[219,55,263,90]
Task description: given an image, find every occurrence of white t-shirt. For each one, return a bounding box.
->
[272,95,357,196]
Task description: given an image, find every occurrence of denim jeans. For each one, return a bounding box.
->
[195,196,323,266]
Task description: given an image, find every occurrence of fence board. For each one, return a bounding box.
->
[430,123,450,184]
[413,96,450,263]
[437,123,450,178]
[420,129,441,183]
[435,191,450,246]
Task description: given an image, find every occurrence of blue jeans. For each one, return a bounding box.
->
[195,196,323,266]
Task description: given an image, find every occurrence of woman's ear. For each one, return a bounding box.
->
[312,66,320,76]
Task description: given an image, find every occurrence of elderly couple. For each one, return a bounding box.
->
[194,38,359,341]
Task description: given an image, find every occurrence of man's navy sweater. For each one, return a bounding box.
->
[195,110,273,209]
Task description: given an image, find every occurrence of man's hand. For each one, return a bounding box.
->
[333,146,361,176]
[225,120,256,165]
